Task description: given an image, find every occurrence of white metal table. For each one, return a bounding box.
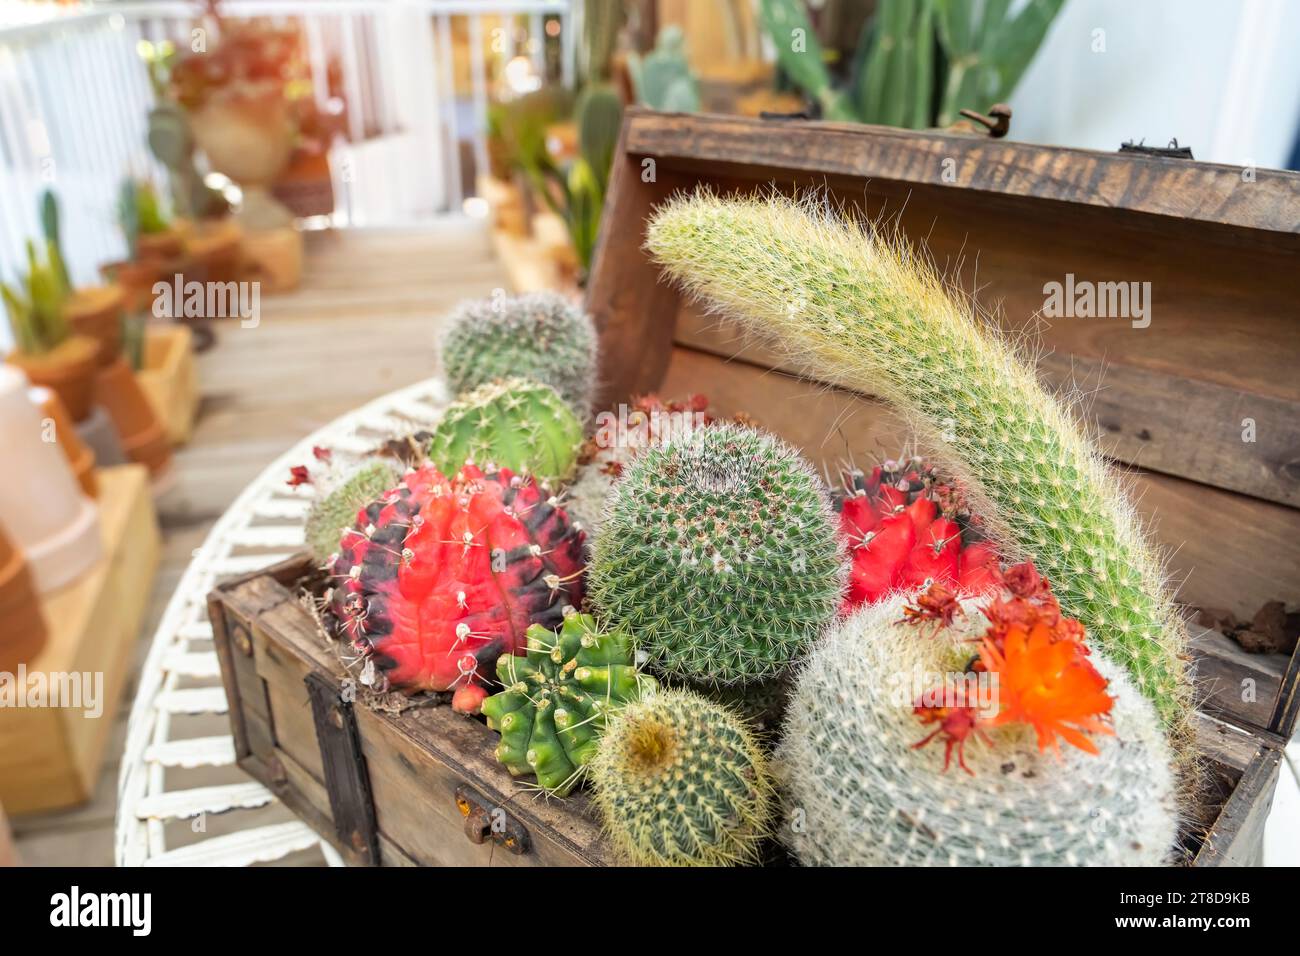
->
[115,376,450,866]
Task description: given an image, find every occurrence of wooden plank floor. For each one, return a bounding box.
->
[11,222,507,865]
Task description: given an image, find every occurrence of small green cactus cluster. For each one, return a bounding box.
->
[304,458,401,563]
[645,190,1190,742]
[589,422,844,686]
[439,291,598,420]
[777,594,1178,866]
[1,237,71,355]
[481,612,655,796]
[590,687,776,866]
[426,377,582,484]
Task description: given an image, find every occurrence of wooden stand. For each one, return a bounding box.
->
[0,466,160,814]
[137,325,199,446]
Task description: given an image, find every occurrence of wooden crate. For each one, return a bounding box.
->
[0,465,160,814]
[137,324,199,446]
[210,111,1298,867]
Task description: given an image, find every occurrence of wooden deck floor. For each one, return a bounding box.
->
[11,222,507,865]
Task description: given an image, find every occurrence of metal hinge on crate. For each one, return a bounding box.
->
[304,672,381,865]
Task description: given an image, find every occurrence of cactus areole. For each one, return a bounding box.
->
[323,464,586,714]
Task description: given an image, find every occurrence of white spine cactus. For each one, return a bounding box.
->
[777,594,1179,866]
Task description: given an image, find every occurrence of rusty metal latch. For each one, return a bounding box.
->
[455,784,530,855]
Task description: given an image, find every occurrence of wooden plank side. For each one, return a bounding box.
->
[659,346,1300,628]
[1194,747,1283,867]
[622,109,1300,236]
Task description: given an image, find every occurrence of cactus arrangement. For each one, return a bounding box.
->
[645,191,1190,739]
[482,611,654,795]
[590,687,775,866]
[323,462,586,714]
[758,0,1064,128]
[439,291,597,420]
[778,590,1178,866]
[589,422,844,686]
[1,239,71,355]
[426,377,583,484]
[304,458,401,563]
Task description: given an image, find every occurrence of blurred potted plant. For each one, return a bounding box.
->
[2,241,98,421]
[628,26,701,112]
[40,191,126,368]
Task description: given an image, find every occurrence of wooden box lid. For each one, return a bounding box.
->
[586,109,1300,744]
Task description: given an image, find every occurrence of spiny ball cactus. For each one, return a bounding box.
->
[427,377,583,485]
[646,190,1189,740]
[589,423,844,685]
[590,687,775,866]
[482,611,655,795]
[323,463,586,714]
[304,458,400,563]
[439,291,597,419]
[778,593,1178,866]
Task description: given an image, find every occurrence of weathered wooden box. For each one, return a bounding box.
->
[211,110,1299,866]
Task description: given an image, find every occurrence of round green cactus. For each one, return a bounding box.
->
[304,458,401,563]
[481,612,654,796]
[439,291,597,419]
[590,687,775,866]
[427,377,583,484]
[778,593,1178,866]
[589,422,844,685]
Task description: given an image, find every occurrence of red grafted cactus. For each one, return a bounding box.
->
[324,463,586,713]
[837,458,1000,610]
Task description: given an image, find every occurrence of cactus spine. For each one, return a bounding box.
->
[481,611,654,795]
[439,291,598,420]
[426,377,583,484]
[590,687,775,866]
[778,594,1178,866]
[645,191,1189,739]
[589,423,844,685]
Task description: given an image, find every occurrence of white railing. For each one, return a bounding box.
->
[0,0,574,317]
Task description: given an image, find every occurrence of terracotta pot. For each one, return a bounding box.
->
[191,94,295,231]
[242,226,302,293]
[101,258,168,316]
[0,365,102,593]
[137,228,184,261]
[31,386,97,498]
[63,285,125,366]
[0,522,49,673]
[4,334,99,422]
[93,357,172,477]
[182,216,244,285]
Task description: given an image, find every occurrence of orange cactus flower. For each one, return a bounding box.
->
[978,600,1114,756]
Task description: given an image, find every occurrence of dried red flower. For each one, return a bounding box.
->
[286,465,311,488]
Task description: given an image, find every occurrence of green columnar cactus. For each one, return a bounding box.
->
[427,377,583,484]
[40,190,72,295]
[589,423,844,685]
[576,84,623,195]
[2,240,71,354]
[854,0,935,128]
[482,612,655,795]
[439,291,598,420]
[778,594,1177,866]
[590,687,775,866]
[304,458,401,563]
[645,192,1190,739]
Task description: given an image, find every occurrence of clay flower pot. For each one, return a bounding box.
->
[0,522,49,672]
[93,357,172,478]
[137,228,184,261]
[100,258,168,317]
[31,386,97,498]
[0,365,102,593]
[191,92,295,230]
[63,284,126,366]
[4,334,99,422]
[182,216,244,284]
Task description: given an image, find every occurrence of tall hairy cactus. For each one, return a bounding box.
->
[646,191,1189,738]
[439,291,597,420]
[589,423,844,685]
[778,594,1178,866]
[590,687,775,866]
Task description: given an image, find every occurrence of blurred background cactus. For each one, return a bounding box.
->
[759,0,1065,128]
[1,240,71,355]
[628,26,700,112]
